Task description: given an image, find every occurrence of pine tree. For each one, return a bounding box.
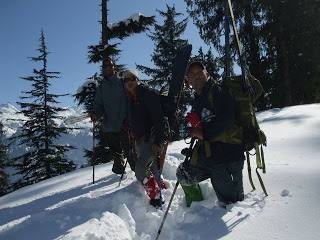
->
[184,1,266,100]
[136,4,189,140]
[75,0,155,165]
[260,0,320,107]
[10,30,76,190]
[185,0,320,109]
[191,47,221,81]
[0,114,9,196]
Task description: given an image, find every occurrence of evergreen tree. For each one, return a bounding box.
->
[184,0,230,70]
[191,47,221,81]
[184,0,267,108]
[11,30,76,190]
[185,0,320,109]
[0,114,9,196]
[75,0,155,165]
[260,0,320,107]
[136,4,189,140]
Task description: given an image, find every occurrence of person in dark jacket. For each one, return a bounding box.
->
[90,58,136,174]
[123,69,169,207]
[176,61,245,208]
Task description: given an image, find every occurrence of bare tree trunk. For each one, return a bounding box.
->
[277,23,292,106]
[224,0,230,76]
[101,0,108,59]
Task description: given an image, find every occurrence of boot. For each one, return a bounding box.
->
[181,184,204,207]
[142,174,160,199]
[150,197,165,208]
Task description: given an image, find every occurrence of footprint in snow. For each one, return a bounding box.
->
[281,189,291,197]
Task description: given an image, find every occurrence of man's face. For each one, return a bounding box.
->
[102,60,116,78]
[124,74,139,92]
[187,64,209,94]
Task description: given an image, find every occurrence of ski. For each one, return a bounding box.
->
[64,114,90,125]
[160,44,192,172]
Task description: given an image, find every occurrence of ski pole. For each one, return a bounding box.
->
[157,152,163,210]
[155,137,196,240]
[92,120,96,184]
[118,130,134,187]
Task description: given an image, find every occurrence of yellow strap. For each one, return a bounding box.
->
[246,151,255,190]
[256,167,268,196]
[190,141,201,165]
[211,125,242,145]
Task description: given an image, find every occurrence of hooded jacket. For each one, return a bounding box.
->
[128,83,169,145]
[93,74,130,132]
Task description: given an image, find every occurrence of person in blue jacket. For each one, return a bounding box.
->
[176,61,245,208]
[91,58,136,174]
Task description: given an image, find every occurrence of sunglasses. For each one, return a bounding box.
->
[102,64,114,68]
[123,76,137,83]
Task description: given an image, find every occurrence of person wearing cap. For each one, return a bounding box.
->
[91,58,136,174]
[176,61,245,208]
[123,69,170,208]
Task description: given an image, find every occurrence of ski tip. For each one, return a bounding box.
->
[180,44,192,52]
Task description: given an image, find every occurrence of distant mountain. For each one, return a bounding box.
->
[0,102,92,169]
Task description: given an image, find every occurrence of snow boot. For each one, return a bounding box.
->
[142,174,160,199]
[181,184,204,207]
[112,166,126,175]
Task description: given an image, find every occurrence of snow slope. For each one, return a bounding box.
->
[1,103,320,240]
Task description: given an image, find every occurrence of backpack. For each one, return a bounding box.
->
[208,75,268,195]
[208,75,267,150]
[208,75,267,175]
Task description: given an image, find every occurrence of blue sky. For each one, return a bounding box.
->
[0,0,210,107]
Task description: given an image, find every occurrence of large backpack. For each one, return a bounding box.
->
[208,75,267,152]
[208,75,268,194]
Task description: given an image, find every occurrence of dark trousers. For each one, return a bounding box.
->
[134,140,159,182]
[103,131,136,173]
[177,159,244,204]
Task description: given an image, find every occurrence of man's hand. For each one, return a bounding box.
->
[185,127,204,139]
[186,110,202,128]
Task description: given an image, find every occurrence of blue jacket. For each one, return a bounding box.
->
[93,74,130,132]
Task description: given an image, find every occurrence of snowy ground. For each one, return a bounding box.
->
[1,103,320,239]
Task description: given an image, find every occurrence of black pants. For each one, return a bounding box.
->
[103,131,136,173]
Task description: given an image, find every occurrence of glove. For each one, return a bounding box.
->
[186,111,202,129]
[186,111,203,139]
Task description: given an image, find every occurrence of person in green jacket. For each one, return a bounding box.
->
[90,58,136,174]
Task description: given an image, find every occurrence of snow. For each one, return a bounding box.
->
[107,13,145,29]
[1,103,320,239]
[0,103,92,169]
[76,77,98,94]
